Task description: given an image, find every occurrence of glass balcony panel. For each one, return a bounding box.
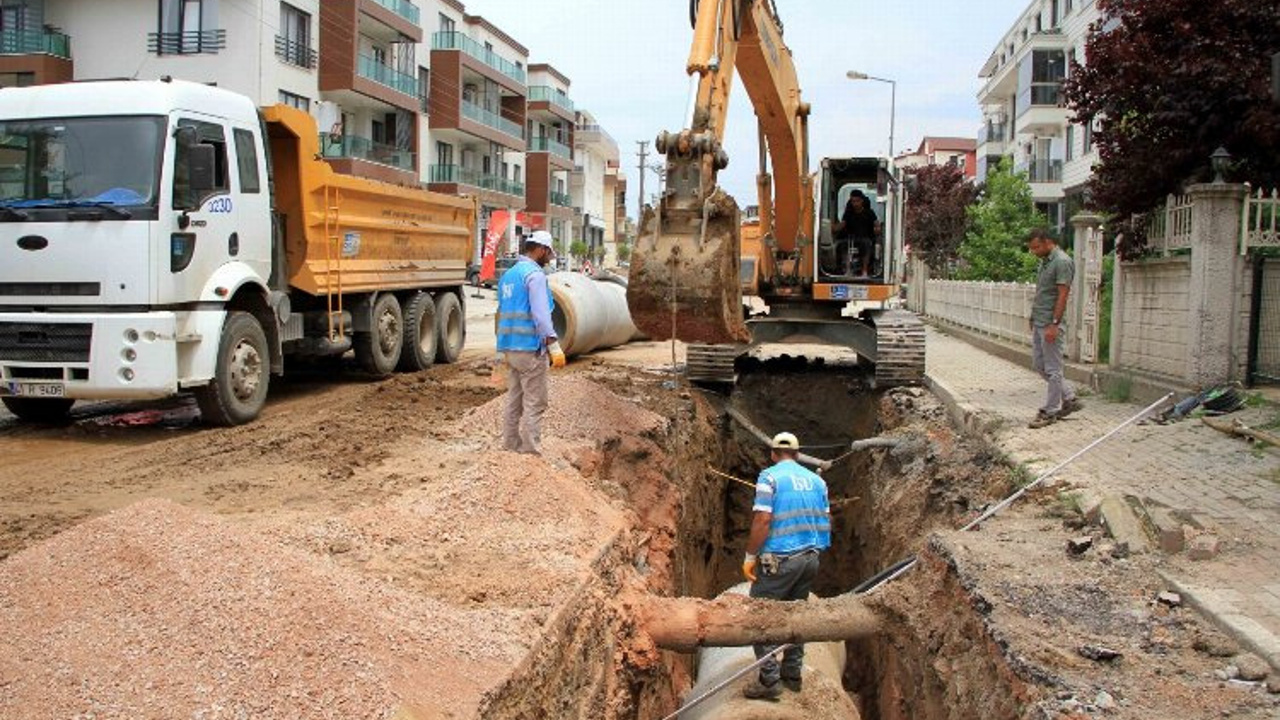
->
[0,29,71,59]
[319,134,414,171]
[357,55,418,97]
[461,99,524,140]
[368,0,420,26]
[528,85,574,113]
[431,32,526,85]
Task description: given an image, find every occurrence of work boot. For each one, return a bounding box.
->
[742,678,782,701]
[781,675,803,692]
[1028,410,1058,429]
[1058,398,1083,418]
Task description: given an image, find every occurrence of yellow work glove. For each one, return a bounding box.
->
[549,341,567,369]
[742,553,758,583]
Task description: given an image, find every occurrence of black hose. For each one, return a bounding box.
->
[690,0,699,29]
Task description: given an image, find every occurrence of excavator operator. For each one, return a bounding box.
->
[834,189,881,279]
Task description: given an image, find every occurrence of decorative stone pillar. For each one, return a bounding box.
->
[1070,213,1106,363]
[1185,183,1249,388]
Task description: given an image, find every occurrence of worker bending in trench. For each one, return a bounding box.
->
[495,230,566,454]
[741,432,832,701]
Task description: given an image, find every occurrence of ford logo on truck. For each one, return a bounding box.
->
[16,236,48,251]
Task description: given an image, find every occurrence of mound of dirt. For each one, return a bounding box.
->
[0,498,527,720]
[461,375,667,443]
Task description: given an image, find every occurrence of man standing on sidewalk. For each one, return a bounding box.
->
[742,432,831,701]
[1027,228,1081,429]
[496,230,565,454]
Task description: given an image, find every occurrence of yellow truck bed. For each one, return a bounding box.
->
[263,105,476,298]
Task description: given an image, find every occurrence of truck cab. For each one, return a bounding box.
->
[0,80,276,423]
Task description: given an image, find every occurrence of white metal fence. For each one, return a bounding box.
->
[1146,193,1194,255]
[1242,186,1280,254]
[925,280,1037,346]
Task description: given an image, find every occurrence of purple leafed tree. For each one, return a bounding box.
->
[904,164,978,274]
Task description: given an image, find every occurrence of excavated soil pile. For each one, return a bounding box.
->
[462,374,668,443]
[0,498,524,720]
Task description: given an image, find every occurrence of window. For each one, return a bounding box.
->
[372,45,387,66]
[0,2,31,32]
[435,141,453,167]
[1083,121,1094,154]
[418,67,430,111]
[1066,125,1075,162]
[156,0,223,54]
[513,165,522,183]
[371,119,387,145]
[1065,0,1073,14]
[439,13,455,34]
[278,90,310,109]
[173,119,229,210]
[233,129,260,194]
[1051,0,1060,27]
[501,161,509,179]
[0,72,34,88]
[277,3,313,68]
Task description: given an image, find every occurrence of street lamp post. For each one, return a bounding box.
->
[847,71,896,159]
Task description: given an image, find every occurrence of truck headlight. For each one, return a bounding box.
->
[171,232,197,273]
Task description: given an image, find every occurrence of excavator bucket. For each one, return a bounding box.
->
[626,188,751,344]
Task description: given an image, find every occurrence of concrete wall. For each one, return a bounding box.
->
[1115,258,1192,380]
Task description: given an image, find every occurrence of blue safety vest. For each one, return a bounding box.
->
[496,258,554,353]
[753,460,831,554]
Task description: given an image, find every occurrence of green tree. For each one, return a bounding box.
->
[958,159,1044,282]
[616,241,631,263]
[569,240,589,261]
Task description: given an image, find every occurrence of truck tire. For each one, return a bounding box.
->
[356,293,403,376]
[434,291,465,364]
[397,292,438,372]
[194,311,270,426]
[2,397,74,424]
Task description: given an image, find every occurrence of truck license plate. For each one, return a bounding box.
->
[2,382,64,398]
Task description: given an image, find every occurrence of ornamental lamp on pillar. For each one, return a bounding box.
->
[1210,147,1232,184]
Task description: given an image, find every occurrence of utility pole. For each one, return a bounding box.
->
[636,140,649,222]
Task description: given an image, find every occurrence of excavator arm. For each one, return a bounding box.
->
[627,0,813,344]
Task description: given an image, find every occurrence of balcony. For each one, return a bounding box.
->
[529,136,572,161]
[550,190,572,207]
[978,122,1008,146]
[320,134,414,171]
[431,32,526,85]
[461,99,524,140]
[357,54,417,97]
[0,29,70,59]
[274,36,316,69]
[367,0,420,26]
[1022,159,1063,184]
[147,29,226,55]
[528,85,574,113]
[429,165,524,196]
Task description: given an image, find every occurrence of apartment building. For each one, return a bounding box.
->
[571,109,619,262]
[894,137,978,180]
[976,0,1101,233]
[523,62,575,256]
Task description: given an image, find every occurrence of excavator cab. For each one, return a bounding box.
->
[814,158,901,292]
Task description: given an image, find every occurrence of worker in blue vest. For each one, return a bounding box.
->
[742,431,831,701]
[496,230,565,454]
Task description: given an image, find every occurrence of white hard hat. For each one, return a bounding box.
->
[770,432,800,450]
[528,230,555,249]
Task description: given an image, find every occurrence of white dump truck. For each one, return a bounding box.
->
[0,80,476,425]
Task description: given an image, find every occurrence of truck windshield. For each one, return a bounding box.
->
[0,116,164,215]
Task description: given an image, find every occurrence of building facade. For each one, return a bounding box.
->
[4,0,626,262]
[571,109,618,265]
[894,137,978,180]
[976,0,1101,233]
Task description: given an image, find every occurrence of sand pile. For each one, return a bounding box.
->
[0,499,526,720]
[462,375,667,443]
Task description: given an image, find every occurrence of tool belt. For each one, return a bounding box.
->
[758,548,819,576]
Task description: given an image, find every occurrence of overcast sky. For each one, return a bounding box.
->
[476,0,1028,217]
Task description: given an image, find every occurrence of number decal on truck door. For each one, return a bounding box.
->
[206,197,234,214]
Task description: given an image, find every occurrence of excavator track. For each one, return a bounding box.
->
[865,309,926,387]
[685,343,744,385]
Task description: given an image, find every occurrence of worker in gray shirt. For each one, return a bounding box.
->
[1026,228,1082,428]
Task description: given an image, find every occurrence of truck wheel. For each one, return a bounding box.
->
[194,311,270,426]
[356,293,403,376]
[434,291,465,364]
[397,292,438,372]
[2,397,75,424]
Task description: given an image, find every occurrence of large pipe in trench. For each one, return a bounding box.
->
[548,272,644,357]
[673,584,863,720]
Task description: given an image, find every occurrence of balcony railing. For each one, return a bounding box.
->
[274,35,316,69]
[148,29,226,55]
[0,29,70,59]
[1023,159,1063,184]
[357,55,418,97]
[978,123,1008,146]
[1018,82,1063,113]
[461,99,524,140]
[367,0,420,26]
[429,165,524,196]
[431,31,526,85]
[528,85,574,113]
[529,136,572,161]
[319,134,414,171]
[550,190,572,207]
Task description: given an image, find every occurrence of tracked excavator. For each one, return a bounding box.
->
[626,0,925,386]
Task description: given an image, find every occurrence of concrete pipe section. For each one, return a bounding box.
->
[681,584,862,720]
[548,272,644,357]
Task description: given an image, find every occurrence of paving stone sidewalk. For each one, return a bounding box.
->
[925,326,1280,670]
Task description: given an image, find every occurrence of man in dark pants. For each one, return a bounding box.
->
[742,432,832,700]
[834,189,881,278]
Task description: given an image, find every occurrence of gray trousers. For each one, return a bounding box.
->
[749,550,819,685]
[503,351,548,454]
[1032,324,1075,414]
